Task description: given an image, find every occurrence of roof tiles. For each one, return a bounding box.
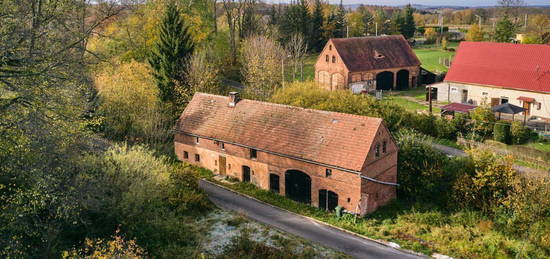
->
[176,93,383,171]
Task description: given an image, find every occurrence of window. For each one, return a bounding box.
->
[195,154,200,162]
[382,141,387,153]
[250,148,257,159]
[537,102,542,110]
[215,160,217,166]
[332,56,336,63]
[501,97,509,104]
[228,164,232,170]
[220,142,225,150]
[347,198,351,203]
[183,151,189,159]
[482,92,488,96]
[195,137,200,144]
[325,55,329,62]
[450,87,458,93]
[375,143,380,157]
[329,45,332,50]
[325,169,332,177]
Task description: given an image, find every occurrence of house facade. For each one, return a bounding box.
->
[431,42,550,119]
[314,35,421,93]
[174,92,398,215]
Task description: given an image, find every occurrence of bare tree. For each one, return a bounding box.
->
[286,33,308,81]
[221,0,245,64]
[241,35,283,100]
[498,0,524,17]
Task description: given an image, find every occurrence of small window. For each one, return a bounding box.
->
[195,137,200,144]
[250,148,257,159]
[382,141,387,153]
[375,143,380,157]
[195,154,200,162]
[228,164,232,170]
[450,87,458,93]
[501,97,509,104]
[537,102,542,110]
[347,198,351,203]
[332,56,336,63]
[482,92,488,96]
[215,160,217,166]
[183,151,189,159]
[325,169,332,177]
[325,55,329,62]
[220,142,225,150]
[329,45,332,50]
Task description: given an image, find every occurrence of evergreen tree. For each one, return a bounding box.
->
[494,15,516,42]
[357,5,374,35]
[390,10,404,35]
[310,0,325,51]
[279,0,311,45]
[374,8,390,35]
[240,3,258,39]
[401,4,416,39]
[148,1,194,103]
[334,0,347,38]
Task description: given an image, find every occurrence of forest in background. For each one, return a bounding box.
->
[1,0,549,258]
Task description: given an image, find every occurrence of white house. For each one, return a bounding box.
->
[430,41,550,119]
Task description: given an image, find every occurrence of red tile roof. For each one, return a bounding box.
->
[445,41,550,93]
[441,102,477,113]
[176,93,384,171]
[331,35,420,72]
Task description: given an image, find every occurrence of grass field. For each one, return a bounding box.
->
[383,96,441,113]
[413,48,456,73]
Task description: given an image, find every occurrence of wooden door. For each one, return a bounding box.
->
[242,166,251,182]
[219,155,226,175]
[491,98,500,107]
[523,102,531,116]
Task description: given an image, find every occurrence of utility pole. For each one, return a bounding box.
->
[428,85,433,114]
[281,58,284,88]
[475,14,482,27]
[375,22,378,36]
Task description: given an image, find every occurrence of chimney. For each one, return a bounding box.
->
[228,91,240,107]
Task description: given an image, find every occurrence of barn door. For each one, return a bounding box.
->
[242,166,251,182]
[219,156,226,175]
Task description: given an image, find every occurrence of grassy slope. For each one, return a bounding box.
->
[413,48,455,73]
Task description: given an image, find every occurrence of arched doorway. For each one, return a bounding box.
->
[318,71,330,87]
[284,170,311,204]
[396,70,409,90]
[376,71,393,90]
[331,73,344,90]
[318,189,339,211]
[242,166,251,182]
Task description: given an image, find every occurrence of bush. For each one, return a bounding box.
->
[470,105,496,139]
[493,121,511,144]
[510,121,531,144]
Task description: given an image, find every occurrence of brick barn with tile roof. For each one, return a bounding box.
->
[314,35,421,93]
[175,92,398,215]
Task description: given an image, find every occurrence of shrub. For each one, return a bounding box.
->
[470,105,496,139]
[453,149,517,214]
[493,121,511,144]
[510,121,531,144]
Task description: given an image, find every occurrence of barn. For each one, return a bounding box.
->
[175,92,398,215]
[314,35,421,92]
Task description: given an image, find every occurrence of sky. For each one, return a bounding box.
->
[315,0,550,7]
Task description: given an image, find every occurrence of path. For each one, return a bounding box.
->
[199,180,424,259]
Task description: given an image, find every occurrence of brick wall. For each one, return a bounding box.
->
[175,132,397,215]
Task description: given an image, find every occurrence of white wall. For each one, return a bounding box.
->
[432,82,550,119]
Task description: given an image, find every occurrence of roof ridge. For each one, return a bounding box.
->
[193,92,383,123]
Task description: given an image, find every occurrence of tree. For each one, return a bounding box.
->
[286,33,308,81]
[390,10,404,35]
[186,48,223,95]
[424,27,437,43]
[373,8,390,35]
[310,0,325,51]
[241,36,283,100]
[148,1,195,105]
[466,23,484,41]
[401,4,416,39]
[347,12,366,37]
[357,5,374,35]
[334,1,347,38]
[494,15,516,42]
[239,0,258,39]
[279,0,311,45]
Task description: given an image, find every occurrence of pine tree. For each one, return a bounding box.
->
[310,0,325,51]
[401,4,416,39]
[494,15,516,42]
[334,0,347,38]
[279,0,311,45]
[390,10,404,35]
[148,1,194,103]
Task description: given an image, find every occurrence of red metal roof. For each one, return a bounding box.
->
[176,93,385,171]
[445,42,550,93]
[441,102,477,113]
[331,35,421,72]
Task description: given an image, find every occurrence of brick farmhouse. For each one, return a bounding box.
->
[175,92,398,215]
[314,35,421,93]
[430,42,550,119]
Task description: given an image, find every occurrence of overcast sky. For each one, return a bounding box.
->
[311,0,549,7]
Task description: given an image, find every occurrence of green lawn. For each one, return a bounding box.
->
[383,96,441,113]
[413,48,456,73]
[284,55,317,83]
[391,87,426,101]
[526,141,550,153]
